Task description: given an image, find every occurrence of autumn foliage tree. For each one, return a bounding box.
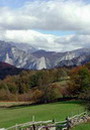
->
[68,66,90,97]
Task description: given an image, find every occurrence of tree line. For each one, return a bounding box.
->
[0,62,90,110]
[0,68,68,102]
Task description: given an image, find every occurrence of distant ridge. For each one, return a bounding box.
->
[0,40,90,70]
[0,62,23,79]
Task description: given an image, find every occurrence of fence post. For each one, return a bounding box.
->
[16,124,18,130]
[32,124,36,130]
[52,119,55,123]
[66,117,71,130]
[32,115,35,122]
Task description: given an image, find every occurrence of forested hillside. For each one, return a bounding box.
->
[0,62,23,79]
[0,63,90,107]
[0,67,69,101]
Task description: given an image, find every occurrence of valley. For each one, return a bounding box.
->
[0,0,90,129]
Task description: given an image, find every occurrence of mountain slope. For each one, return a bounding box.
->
[10,42,37,53]
[0,62,23,79]
[33,49,90,68]
[0,40,90,70]
[0,41,49,70]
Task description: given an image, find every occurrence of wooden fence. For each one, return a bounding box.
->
[1,111,89,130]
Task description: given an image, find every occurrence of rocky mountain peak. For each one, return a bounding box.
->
[0,40,90,70]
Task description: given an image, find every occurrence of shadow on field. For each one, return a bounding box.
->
[7,98,84,110]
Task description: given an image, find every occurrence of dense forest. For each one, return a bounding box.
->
[0,63,90,108]
[0,67,69,102]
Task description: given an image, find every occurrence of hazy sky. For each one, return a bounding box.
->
[0,0,90,51]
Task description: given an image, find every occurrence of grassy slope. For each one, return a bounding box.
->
[0,101,84,128]
[72,123,90,130]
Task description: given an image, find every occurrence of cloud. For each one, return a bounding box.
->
[0,0,90,52]
[0,29,90,52]
[0,0,90,31]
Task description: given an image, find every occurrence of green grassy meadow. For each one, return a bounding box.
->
[72,123,90,130]
[0,101,84,128]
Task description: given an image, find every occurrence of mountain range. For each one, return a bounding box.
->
[0,40,90,70]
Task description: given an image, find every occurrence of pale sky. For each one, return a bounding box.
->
[0,0,90,52]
